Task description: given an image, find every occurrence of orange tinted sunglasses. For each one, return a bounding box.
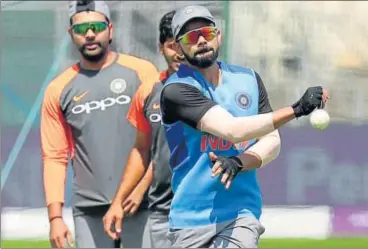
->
[177,26,218,45]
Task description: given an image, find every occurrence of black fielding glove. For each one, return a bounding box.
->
[292,86,323,118]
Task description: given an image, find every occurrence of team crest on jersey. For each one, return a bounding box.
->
[110,78,127,94]
[235,92,251,109]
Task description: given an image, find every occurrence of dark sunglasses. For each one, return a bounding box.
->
[177,26,218,45]
[72,21,108,35]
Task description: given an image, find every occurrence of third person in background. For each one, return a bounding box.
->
[103,10,182,248]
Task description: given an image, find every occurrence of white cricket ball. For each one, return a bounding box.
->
[309,109,330,130]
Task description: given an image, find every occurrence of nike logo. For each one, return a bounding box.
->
[153,103,160,110]
[73,91,89,102]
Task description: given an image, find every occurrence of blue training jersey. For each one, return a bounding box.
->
[162,61,263,229]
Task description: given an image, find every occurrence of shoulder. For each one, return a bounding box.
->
[221,61,256,77]
[165,65,202,90]
[135,79,160,103]
[116,53,158,72]
[44,64,79,100]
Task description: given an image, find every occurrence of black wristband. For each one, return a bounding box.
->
[49,216,62,223]
[230,156,243,168]
[292,102,303,118]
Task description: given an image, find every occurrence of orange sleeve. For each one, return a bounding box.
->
[40,67,77,206]
[126,82,156,133]
[117,54,159,85]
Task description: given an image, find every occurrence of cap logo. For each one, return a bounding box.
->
[185,8,193,14]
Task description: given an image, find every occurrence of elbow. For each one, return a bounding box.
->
[255,130,281,168]
[224,121,251,144]
[224,131,244,144]
[226,130,259,144]
[270,130,281,160]
[273,139,281,160]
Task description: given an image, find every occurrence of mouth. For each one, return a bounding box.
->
[84,43,100,50]
[195,48,213,57]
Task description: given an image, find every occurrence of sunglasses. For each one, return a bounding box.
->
[178,26,218,45]
[72,21,108,35]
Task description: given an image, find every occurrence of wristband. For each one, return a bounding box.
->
[229,156,243,169]
[49,216,62,223]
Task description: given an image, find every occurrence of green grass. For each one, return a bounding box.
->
[2,238,368,248]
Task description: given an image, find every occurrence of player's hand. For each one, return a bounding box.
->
[122,187,144,216]
[103,202,124,240]
[209,152,243,189]
[49,218,74,248]
[292,86,329,117]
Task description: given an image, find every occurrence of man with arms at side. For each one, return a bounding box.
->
[158,5,329,248]
[40,1,158,247]
[102,10,182,248]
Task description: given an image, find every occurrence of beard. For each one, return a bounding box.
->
[79,42,107,62]
[182,46,219,69]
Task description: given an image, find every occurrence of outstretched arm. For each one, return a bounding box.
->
[161,83,323,144]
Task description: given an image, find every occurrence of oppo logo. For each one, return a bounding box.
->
[72,95,131,114]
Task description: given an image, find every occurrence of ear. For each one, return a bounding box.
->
[216,29,222,46]
[108,23,114,41]
[173,41,184,57]
[68,27,74,41]
[159,43,164,55]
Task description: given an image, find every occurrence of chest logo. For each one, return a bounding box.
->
[235,92,252,109]
[110,78,127,94]
[73,91,89,102]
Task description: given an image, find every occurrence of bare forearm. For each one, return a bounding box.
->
[238,130,281,170]
[134,162,153,195]
[237,151,262,171]
[200,106,295,144]
[47,202,63,220]
[43,161,67,209]
[111,147,150,205]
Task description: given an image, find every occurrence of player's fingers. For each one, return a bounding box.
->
[225,179,233,190]
[321,89,329,109]
[66,230,74,247]
[122,198,131,208]
[323,89,329,99]
[123,202,134,214]
[114,218,122,235]
[225,173,235,189]
[103,217,116,240]
[211,162,223,177]
[57,235,66,248]
[50,238,58,248]
[209,152,218,162]
[129,204,138,215]
[221,172,229,184]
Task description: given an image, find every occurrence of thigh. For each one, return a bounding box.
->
[149,213,170,248]
[210,216,265,248]
[167,224,216,248]
[74,213,115,248]
[121,209,150,248]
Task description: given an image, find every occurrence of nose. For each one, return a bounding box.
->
[85,29,96,39]
[197,35,207,46]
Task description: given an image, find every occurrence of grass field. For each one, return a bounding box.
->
[2,238,368,248]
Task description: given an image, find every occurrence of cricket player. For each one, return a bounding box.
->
[102,10,181,248]
[158,5,329,248]
[40,1,158,248]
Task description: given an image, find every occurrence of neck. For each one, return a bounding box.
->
[195,62,220,86]
[80,49,116,70]
[167,67,176,76]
